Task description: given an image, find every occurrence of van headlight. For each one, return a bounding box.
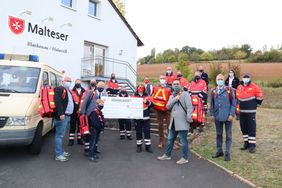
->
[6,116,31,126]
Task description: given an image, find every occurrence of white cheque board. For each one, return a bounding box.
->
[101,97,143,119]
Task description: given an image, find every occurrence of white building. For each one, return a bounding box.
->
[0,0,143,90]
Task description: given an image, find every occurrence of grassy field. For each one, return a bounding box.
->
[190,87,282,188]
[138,62,282,81]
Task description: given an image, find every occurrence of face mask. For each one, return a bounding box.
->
[90,83,96,87]
[229,73,234,77]
[138,92,143,96]
[172,85,181,95]
[177,74,182,78]
[64,82,71,89]
[216,80,224,86]
[98,105,104,110]
[98,87,104,92]
[167,70,172,74]
[111,75,115,79]
[160,79,166,85]
[243,78,250,84]
[199,70,203,73]
[194,76,201,82]
[144,79,149,84]
[137,87,145,93]
[75,83,81,88]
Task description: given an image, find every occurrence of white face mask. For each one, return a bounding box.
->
[229,73,234,77]
[160,79,166,85]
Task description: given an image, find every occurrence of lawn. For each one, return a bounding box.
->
[191,90,282,188]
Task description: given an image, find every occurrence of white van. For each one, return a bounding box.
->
[0,53,63,154]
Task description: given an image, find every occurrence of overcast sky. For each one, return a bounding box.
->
[125,0,282,58]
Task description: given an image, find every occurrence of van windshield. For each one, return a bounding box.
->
[0,65,40,93]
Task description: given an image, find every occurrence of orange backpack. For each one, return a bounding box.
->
[39,87,66,118]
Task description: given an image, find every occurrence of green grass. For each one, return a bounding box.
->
[191,108,282,188]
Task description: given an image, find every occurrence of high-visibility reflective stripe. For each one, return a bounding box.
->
[244,138,248,141]
[69,137,74,140]
[154,102,165,107]
[240,109,257,113]
[137,140,142,145]
[153,89,162,99]
[144,139,151,145]
[143,117,150,120]
[162,89,166,101]
[238,96,256,102]
[77,136,81,139]
[69,133,75,136]
[84,131,90,134]
[243,135,248,138]
[84,143,90,146]
[85,146,89,149]
[144,107,148,110]
[190,90,201,93]
[248,140,256,144]
[248,137,256,140]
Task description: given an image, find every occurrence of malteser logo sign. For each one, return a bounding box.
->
[9,16,25,34]
[8,16,69,41]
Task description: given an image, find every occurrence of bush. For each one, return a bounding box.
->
[176,60,193,81]
[208,63,226,86]
[200,52,214,61]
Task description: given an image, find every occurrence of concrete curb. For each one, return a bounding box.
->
[191,150,257,188]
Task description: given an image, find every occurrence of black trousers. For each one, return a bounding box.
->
[118,119,131,136]
[135,120,151,146]
[69,113,81,141]
[240,113,256,148]
[89,128,101,158]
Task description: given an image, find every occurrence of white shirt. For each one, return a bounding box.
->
[228,77,234,87]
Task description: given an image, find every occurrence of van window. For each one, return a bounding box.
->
[57,75,62,86]
[50,72,57,87]
[0,65,40,93]
[43,72,49,86]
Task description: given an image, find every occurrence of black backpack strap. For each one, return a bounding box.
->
[85,91,96,112]
[178,101,187,114]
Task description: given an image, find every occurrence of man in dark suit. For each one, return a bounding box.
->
[54,75,74,162]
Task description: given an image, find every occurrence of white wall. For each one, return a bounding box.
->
[0,0,138,85]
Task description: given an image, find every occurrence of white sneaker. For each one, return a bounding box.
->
[63,152,71,157]
[55,155,69,162]
[176,157,189,164]
[157,154,171,160]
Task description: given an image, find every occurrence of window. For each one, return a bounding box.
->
[0,65,40,93]
[50,72,57,87]
[57,75,62,86]
[43,72,49,87]
[88,0,98,17]
[61,0,72,7]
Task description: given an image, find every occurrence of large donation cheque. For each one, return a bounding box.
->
[101,97,143,119]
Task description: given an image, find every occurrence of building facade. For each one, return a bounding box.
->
[0,0,143,89]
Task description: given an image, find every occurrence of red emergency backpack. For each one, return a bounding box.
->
[191,95,205,126]
[39,86,66,118]
[79,91,96,135]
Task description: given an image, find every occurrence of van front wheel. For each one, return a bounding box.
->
[29,124,43,155]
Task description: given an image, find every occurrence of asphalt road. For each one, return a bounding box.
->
[0,129,251,188]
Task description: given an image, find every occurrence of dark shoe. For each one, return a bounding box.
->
[224,154,231,161]
[136,145,142,153]
[95,149,101,154]
[77,139,84,145]
[240,143,249,150]
[145,145,153,153]
[127,136,132,140]
[212,152,224,158]
[120,135,125,140]
[249,147,256,153]
[68,140,74,146]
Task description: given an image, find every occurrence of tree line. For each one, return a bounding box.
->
[138,44,282,64]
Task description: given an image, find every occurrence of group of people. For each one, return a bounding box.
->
[53,66,263,164]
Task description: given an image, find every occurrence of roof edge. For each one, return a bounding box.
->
[108,0,144,47]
